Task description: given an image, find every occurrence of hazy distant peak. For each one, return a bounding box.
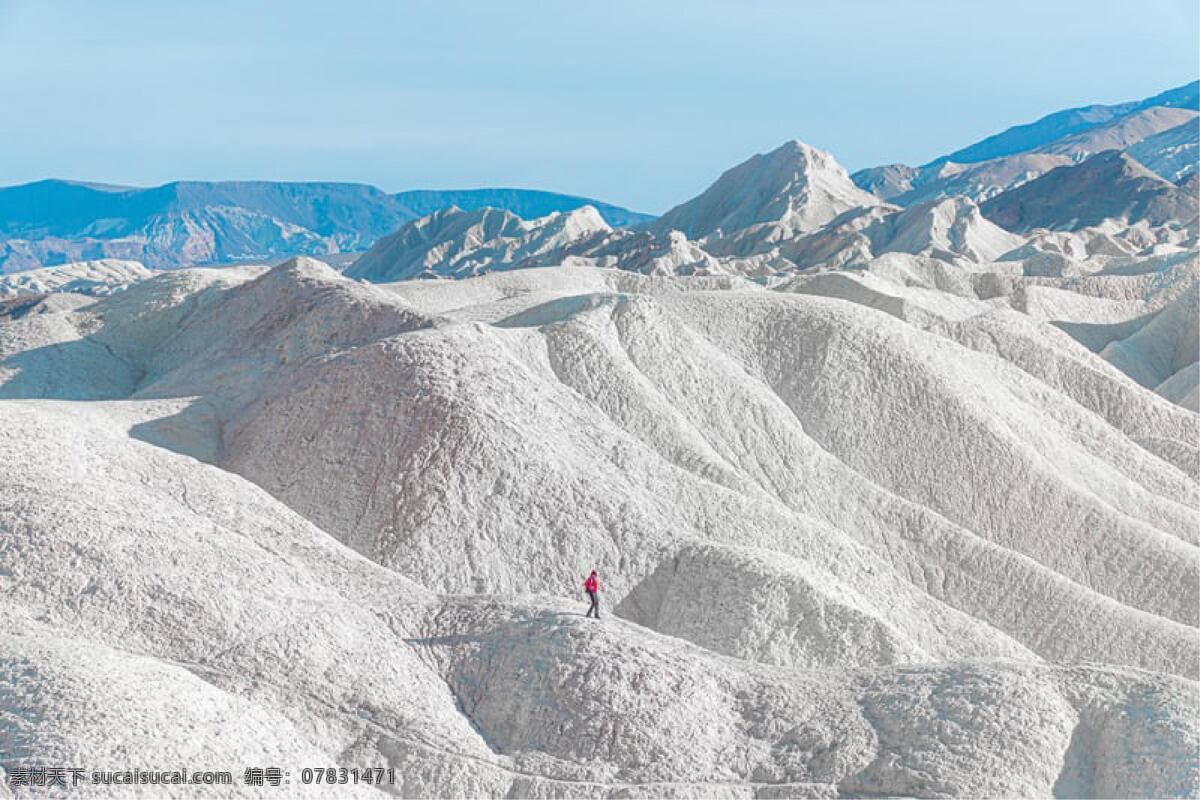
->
[933,80,1199,166]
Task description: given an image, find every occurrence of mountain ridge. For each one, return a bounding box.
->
[0,179,652,272]
[346,115,1196,284]
[852,81,1200,207]
[980,150,1200,232]
[3,80,1196,275]
[933,80,1199,166]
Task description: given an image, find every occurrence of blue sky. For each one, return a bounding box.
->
[0,1,1196,212]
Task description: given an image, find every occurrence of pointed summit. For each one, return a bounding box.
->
[650,140,881,245]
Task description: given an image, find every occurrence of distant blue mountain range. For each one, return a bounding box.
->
[851,80,1199,206]
[931,80,1199,166]
[0,180,653,272]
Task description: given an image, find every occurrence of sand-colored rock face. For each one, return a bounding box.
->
[1,251,1197,796]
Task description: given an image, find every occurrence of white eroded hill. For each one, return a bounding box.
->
[347,206,611,282]
[0,254,1196,796]
[0,259,152,297]
[649,140,884,256]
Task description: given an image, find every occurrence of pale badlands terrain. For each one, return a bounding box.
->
[1,88,1199,798]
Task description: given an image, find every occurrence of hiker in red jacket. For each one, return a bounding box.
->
[584,570,602,619]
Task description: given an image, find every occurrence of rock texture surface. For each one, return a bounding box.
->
[1,247,1196,797]
[2,83,1198,796]
[347,206,611,282]
[980,151,1200,233]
